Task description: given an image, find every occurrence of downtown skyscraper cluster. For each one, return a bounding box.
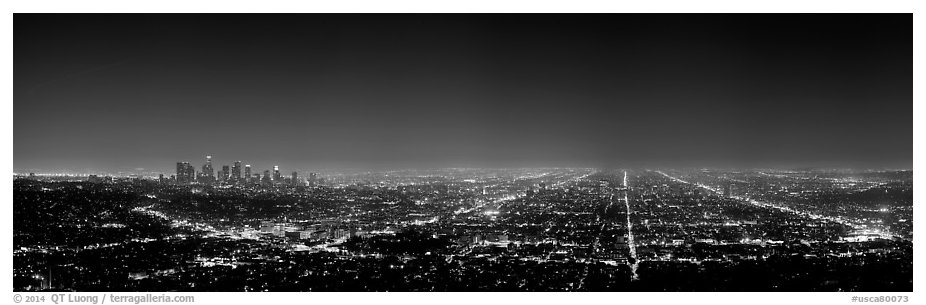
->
[174,156,319,187]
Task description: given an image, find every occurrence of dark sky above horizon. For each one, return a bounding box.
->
[15,14,912,173]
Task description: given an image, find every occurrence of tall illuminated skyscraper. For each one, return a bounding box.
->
[232,161,242,182]
[220,165,230,182]
[273,165,281,182]
[176,161,195,184]
[262,170,272,186]
[175,162,184,183]
[201,155,215,183]
[245,165,252,183]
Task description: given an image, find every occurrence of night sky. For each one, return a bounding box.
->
[14,14,912,173]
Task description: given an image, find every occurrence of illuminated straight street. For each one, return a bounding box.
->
[621,171,638,280]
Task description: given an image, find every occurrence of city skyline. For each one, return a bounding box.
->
[13,12,914,294]
[14,14,912,172]
[12,156,915,178]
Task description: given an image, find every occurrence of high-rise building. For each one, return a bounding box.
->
[176,162,184,182]
[244,165,252,183]
[309,172,318,187]
[176,162,195,184]
[273,165,282,182]
[291,171,298,186]
[232,161,242,182]
[220,165,230,182]
[262,170,272,186]
[187,164,195,184]
[200,155,215,184]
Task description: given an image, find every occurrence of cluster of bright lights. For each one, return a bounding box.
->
[655,171,897,240]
